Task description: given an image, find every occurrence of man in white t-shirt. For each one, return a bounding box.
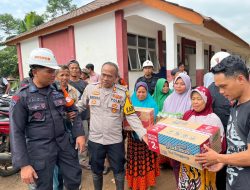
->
[0,77,10,95]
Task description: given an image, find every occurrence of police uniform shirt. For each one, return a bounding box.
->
[77,83,146,145]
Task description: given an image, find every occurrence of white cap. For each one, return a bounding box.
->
[142,60,154,68]
[28,48,60,69]
[210,51,230,69]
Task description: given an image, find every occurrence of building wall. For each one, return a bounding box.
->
[124,4,186,92]
[74,13,117,74]
[20,37,39,77]
[41,28,75,65]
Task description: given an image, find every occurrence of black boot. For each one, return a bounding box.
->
[92,173,103,190]
[114,171,125,190]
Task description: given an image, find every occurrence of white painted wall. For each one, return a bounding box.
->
[124,4,187,91]
[20,37,39,77]
[74,13,117,74]
[128,71,141,95]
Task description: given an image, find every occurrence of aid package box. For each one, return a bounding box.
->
[147,117,221,169]
[123,107,154,130]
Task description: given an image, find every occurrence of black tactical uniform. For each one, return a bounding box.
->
[10,80,84,190]
[135,75,159,95]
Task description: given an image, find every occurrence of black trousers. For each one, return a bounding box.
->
[30,141,82,190]
[88,140,125,175]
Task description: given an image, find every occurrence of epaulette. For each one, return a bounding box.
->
[115,83,128,92]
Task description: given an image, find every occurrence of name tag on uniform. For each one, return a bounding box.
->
[89,96,100,106]
[111,97,121,103]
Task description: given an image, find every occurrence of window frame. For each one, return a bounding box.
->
[127,33,159,71]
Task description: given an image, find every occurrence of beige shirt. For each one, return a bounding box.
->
[77,83,146,145]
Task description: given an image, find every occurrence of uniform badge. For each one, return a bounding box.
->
[33,112,43,120]
[112,108,117,113]
[113,94,122,99]
[91,99,96,105]
[112,103,118,108]
[92,91,100,95]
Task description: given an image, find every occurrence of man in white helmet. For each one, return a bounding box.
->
[135,60,159,95]
[10,48,85,190]
[203,51,231,88]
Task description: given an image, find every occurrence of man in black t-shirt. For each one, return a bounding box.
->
[196,55,250,190]
[68,60,87,98]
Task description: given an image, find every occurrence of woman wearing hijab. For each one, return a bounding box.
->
[163,73,192,114]
[153,78,172,112]
[162,73,192,185]
[178,86,225,190]
[126,82,159,190]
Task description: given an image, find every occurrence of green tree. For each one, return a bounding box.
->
[45,0,77,19]
[19,11,44,33]
[0,46,18,78]
[0,14,20,36]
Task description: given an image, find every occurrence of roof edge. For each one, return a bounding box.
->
[5,0,139,45]
[204,18,250,49]
[141,0,204,25]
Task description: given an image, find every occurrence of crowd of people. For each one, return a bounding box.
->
[9,47,250,190]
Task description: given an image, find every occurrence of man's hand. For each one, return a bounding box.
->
[206,163,225,172]
[66,111,77,121]
[21,165,38,184]
[75,136,86,153]
[142,134,148,145]
[195,144,220,166]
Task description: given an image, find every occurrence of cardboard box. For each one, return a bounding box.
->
[147,117,221,169]
[123,107,154,131]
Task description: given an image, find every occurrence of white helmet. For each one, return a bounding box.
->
[142,60,154,68]
[28,48,60,69]
[210,51,230,69]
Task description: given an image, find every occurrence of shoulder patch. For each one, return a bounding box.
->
[123,91,135,115]
[10,95,20,108]
[115,84,128,92]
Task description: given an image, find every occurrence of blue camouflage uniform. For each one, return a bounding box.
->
[10,80,84,190]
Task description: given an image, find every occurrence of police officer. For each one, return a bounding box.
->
[77,62,148,190]
[135,60,159,95]
[10,48,85,190]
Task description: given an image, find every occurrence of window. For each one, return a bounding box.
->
[128,33,136,46]
[127,33,159,71]
[138,36,146,48]
[128,48,140,70]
